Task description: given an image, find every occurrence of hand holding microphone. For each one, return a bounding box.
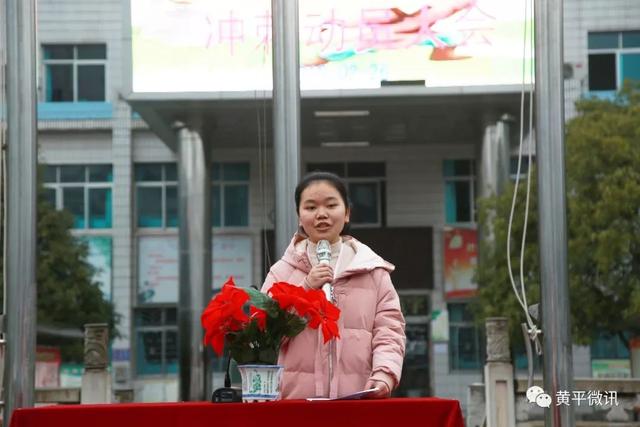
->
[304,264,334,290]
[303,240,334,292]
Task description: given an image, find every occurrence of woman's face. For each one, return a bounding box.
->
[298,181,350,244]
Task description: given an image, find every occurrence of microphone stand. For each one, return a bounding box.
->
[211,350,242,403]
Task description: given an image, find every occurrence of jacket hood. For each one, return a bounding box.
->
[280,233,395,279]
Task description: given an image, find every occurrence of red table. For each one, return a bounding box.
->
[11,398,464,427]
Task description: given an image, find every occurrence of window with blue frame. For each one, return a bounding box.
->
[134,307,178,376]
[443,159,476,224]
[513,339,543,372]
[135,163,178,228]
[43,164,112,229]
[591,331,630,360]
[212,162,250,227]
[588,31,640,95]
[42,44,106,102]
[448,302,484,371]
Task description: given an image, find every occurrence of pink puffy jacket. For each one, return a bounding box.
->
[261,234,406,399]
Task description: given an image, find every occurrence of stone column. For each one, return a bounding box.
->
[81,324,111,403]
[484,317,516,427]
[176,123,211,401]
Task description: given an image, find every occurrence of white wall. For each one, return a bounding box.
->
[39,131,113,163]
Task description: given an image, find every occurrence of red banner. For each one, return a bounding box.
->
[444,228,478,299]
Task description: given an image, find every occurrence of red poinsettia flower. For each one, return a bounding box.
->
[201,277,341,363]
[268,282,314,316]
[250,306,268,331]
[201,277,250,355]
[305,289,341,343]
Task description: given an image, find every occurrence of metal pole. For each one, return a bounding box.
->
[3,0,38,422]
[534,0,574,425]
[176,123,211,401]
[272,0,301,257]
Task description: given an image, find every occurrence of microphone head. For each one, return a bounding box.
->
[316,239,332,264]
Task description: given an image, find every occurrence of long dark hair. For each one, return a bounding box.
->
[294,171,352,236]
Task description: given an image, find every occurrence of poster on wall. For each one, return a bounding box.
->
[212,235,253,289]
[131,0,534,92]
[138,236,179,304]
[138,235,254,303]
[35,346,61,388]
[80,236,113,301]
[443,227,478,299]
[591,360,631,378]
[430,309,449,341]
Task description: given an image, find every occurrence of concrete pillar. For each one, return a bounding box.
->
[176,123,211,401]
[495,114,513,195]
[478,115,511,200]
[484,317,515,427]
[81,324,111,403]
[467,383,486,427]
[111,100,134,391]
[479,122,499,199]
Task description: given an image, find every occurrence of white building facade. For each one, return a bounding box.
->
[29,0,639,413]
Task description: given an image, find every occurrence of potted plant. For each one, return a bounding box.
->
[201,277,340,401]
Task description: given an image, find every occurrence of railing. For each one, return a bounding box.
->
[0,323,135,406]
[466,318,640,427]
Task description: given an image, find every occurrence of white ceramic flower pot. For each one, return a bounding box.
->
[237,364,284,402]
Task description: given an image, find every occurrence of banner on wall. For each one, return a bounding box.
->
[591,359,631,378]
[138,235,253,303]
[430,309,449,341]
[131,0,534,92]
[212,235,253,289]
[80,236,113,301]
[443,227,478,299]
[138,236,179,304]
[35,346,61,388]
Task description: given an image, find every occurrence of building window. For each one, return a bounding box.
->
[591,331,630,360]
[510,155,535,181]
[513,341,542,372]
[135,163,178,228]
[43,165,113,229]
[443,159,476,224]
[588,31,640,92]
[42,44,106,102]
[306,162,386,227]
[134,307,178,376]
[448,302,483,371]
[212,162,250,227]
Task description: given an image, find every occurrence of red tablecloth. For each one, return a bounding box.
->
[10,398,463,427]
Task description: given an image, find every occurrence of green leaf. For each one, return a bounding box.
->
[245,287,280,317]
[474,82,640,350]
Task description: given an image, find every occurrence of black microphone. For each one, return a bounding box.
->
[211,351,242,403]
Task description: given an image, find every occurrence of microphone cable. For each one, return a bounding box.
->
[506,0,542,375]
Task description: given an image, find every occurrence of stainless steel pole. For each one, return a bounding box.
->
[534,0,574,425]
[3,0,38,422]
[176,123,211,401]
[272,0,301,257]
